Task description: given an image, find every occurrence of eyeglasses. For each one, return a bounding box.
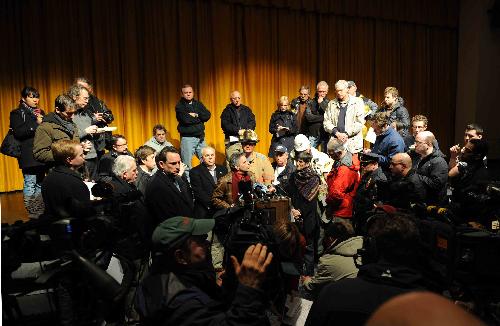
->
[115,143,127,147]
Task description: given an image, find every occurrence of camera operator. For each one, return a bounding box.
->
[135,216,273,326]
[41,139,95,219]
[448,138,490,221]
[305,212,428,326]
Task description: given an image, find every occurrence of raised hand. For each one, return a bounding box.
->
[231,243,273,289]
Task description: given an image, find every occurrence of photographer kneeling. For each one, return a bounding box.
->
[136,216,273,326]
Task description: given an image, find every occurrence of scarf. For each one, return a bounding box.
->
[53,113,76,136]
[231,172,251,203]
[294,167,320,201]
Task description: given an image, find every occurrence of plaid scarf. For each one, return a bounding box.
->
[294,167,320,202]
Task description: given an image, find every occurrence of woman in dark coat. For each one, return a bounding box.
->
[9,87,46,218]
[286,151,321,276]
[268,96,298,156]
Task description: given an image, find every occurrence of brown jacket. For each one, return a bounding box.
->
[247,151,274,185]
[212,171,256,209]
[33,112,80,163]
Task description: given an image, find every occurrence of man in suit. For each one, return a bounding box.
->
[145,146,194,225]
[189,146,227,219]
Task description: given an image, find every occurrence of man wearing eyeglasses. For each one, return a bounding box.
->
[98,134,133,180]
[145,146,194,225]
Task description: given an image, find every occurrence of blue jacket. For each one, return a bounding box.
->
[371,127,405,170]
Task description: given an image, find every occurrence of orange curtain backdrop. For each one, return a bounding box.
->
[0,0,458,192]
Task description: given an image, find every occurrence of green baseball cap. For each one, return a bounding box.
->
[152,216,215,250]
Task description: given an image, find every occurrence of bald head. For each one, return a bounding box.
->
[416,131,435,146]
[230,90,242,107]
[390,153,412,177]
[366,292,485,326]
[415,131,435,156]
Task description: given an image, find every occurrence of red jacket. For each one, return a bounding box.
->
[326,154,361,218]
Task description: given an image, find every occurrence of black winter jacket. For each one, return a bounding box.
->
[382,169,427,209]
[268,110,298,154]
[9,103,45,169]
[175,98,211,137]
[220,104,256,138]
[136,272,270,326]
[41,165,94,219]
[415,149,448,205]
[304,96,329,138]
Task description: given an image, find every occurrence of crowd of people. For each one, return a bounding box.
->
[5,78,493,325]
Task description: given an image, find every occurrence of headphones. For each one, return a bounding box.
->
[354,207,397,267]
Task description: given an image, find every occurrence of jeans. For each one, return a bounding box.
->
[22,168,45,219]
[180,136,206,170]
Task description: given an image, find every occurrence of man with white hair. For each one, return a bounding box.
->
[110,155,139,195]
[325,138,361,222]
[190,146,227,218]
[413,131,448,205]
[324,80,365,155]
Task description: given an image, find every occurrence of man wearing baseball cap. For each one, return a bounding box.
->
[135,216,273,325]
[272,145,295,195]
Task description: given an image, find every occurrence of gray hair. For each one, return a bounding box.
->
[202,146,216,156]
[335,80,349,90]
[229,152,245,170]
[316,81,329,90]
[67,84,87,99]
[112,155,136,177]
[327,137,346,152]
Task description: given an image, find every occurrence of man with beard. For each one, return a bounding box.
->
[135,216,273,325]
[286,151,321,276]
